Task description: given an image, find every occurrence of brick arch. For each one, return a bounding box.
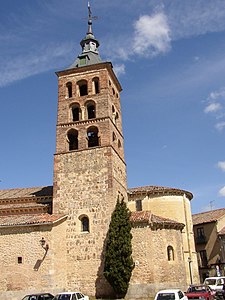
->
[67,128,78,151]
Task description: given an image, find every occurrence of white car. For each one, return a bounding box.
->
[204,277,225,290]
[154,289,188,300]
[53,292,89,300]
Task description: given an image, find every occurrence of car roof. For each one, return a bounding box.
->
[205,277,225,279]
[157,289,181,293]
[25,293,52,296]
[56,292,81,295]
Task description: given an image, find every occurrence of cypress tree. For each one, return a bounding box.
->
[104,198,134,298]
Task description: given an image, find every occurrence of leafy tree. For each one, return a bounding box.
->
[104,198,134,298]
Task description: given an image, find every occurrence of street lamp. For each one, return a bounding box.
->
[39,237,49,251]
[188,257,193,284]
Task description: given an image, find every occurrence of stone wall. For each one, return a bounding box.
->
[128,225,187,299]
[0,220,67,300]
[128,193,199,285]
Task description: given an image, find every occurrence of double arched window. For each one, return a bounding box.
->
[67,129,78,151]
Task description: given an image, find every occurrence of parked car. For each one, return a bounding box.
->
[154,289,188,300]
[53,292,89,300]
[204,277,225,291]
[22,293,54,300]
[185,284,215,300]
[215,285,225,300]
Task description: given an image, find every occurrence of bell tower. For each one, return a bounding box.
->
[53,2,127,296]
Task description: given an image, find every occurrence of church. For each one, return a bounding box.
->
[0,4,199,300]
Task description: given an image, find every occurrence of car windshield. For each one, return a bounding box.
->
[156,293,175,300]
[55,295,71,300]
[187,286,207,293]
[205,279,216,285]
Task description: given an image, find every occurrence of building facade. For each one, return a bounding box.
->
[193,208,225,282]
[0,5,199,300]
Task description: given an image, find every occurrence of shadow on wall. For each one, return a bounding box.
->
[33,248,48,271]
[95,231,115,299]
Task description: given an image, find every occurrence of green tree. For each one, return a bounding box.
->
[104,198,134,298]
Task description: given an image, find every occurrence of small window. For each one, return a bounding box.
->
[81,216,89,232]
[167,246,174,261]
[18,257,22,264]
[86,101,96,119]
[93,77,100,94]
[80,57,86,66]
[136,200,142,211]
[67,129,78,151]
[71,104,80,121]
[66,82,72,98]
[178,291,184,299]
[197,227,205,237]
[87,126,99,147]
[112,88,115,95]
[77,80,88,96]
[113,132,116,141]
[118,140,121,148]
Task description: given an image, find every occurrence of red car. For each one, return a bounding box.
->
[186,285,215,300]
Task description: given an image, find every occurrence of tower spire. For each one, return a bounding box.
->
[68,1,102,69]
[87,1,93,34]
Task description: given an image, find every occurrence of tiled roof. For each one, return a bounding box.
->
[130,211,184,229]
[128,185,193,200]
[0,213,67,227]
[0,186,53,200]
[219,226,225,235]
[192,208,225,225]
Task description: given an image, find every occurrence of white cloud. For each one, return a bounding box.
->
[215,121,225,131]
[0,43,73,87]
[204,103,222,113]
[113,64,126,77]
[219,186,225,196]
[218,161,225,172]
[168,0,225,40]
[204,86,225,130]
[132,13,171,57]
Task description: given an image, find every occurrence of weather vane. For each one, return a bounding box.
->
[87,1,98,32]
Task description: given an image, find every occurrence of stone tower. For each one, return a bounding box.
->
[53,3,127,296]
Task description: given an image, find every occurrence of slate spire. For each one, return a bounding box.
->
[69,1,102,69]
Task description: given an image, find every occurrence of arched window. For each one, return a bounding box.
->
[92,77,100,94]
[86,101,96,119]
[66,82,72,98]
[67,129,78,151]
[80,216,89,232]
[77,80,88,96]
[112,132,116,141]
[118,140,121,148]
[167,246,174,261]
[71,103,80,121]
[87,126,99,148]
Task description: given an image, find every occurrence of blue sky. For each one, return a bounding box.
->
[1,0,225,213]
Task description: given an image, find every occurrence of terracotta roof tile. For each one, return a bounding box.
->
[0,186,53,200]
[128,185,193,200]
[130,211,152,223]
[192,208,225,225]
[130,211,184,229]
[0,213,66,227]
